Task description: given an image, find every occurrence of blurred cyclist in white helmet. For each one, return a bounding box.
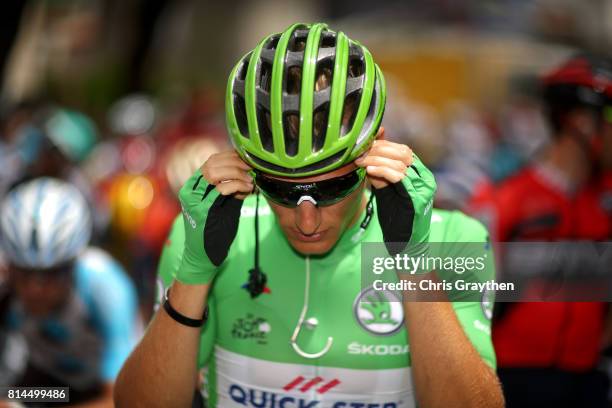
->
[0,178,139,406]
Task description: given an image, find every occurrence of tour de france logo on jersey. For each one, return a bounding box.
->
[353,287,404,336]
[231,313,271,344]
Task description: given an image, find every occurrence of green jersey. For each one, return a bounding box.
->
[156,195,496,408]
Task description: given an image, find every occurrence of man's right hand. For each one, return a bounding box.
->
[176,151,252,285]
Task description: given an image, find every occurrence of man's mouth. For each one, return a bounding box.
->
[294,230,326,242]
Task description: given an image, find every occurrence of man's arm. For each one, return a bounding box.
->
[403,211,503,407]
[402,293,504,408]
[114,282,209,408]
[358,135,503,406]
[114,219,210,408]
[115,153,252,407]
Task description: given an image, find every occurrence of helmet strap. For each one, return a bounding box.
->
[247,191,268,298]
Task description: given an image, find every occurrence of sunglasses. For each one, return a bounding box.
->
[13,263,73,282]
[253,167,366,207]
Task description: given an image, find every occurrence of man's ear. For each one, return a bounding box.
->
[375,126,385,141]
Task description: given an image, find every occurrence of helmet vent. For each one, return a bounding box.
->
[348,43,365,78]
[313,103,329,152]
[356,82,380,147]
[257,107,274,152]
[348,57,364,78]
[341,90,361,137]
[238,55,250,80]
[265,35,281,50]
[320,32,336,48]
[288,30,308,52]
[283,113,299,156]
[314,61,333,92]
[30,226,39,252]
[233,94,249,138]
[259,61,273,93]
[286,66,302,95]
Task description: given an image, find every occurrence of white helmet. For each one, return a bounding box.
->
[0,178,92,269]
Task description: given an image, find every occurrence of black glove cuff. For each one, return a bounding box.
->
[373,181,415,255]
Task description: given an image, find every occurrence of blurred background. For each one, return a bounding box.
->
[1,0,612,406]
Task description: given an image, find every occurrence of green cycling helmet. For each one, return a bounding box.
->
[226,22,386,177]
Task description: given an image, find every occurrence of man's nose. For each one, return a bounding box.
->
[295,200,321,235]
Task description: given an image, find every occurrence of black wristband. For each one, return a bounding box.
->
[163,287,208,328]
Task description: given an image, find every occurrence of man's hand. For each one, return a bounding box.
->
[355,128,436,258]
[177,151,252,285]
[200,151,254,200]
[355,128,413,189]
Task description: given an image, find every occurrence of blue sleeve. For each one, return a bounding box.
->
[75,248,139,382]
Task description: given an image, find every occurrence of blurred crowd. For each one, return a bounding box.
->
[0,92,228,309]
[0,94,229,405]
[0,0,612,407]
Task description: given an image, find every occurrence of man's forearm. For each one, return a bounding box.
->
[114,282,209,408]
[402,277,503,407]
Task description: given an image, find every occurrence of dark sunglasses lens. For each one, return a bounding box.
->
[255,175,298,206]
[255,169,364,207]
[314,171,363,205]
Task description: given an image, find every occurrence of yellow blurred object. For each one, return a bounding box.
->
[107,173,156,237]
[371,32,573,112]
[378,52,469,112]
[127,176,154,210]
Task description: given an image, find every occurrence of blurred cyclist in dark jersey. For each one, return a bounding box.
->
[468,54,612,407]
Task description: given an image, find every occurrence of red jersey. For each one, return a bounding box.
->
[468,165,611,371]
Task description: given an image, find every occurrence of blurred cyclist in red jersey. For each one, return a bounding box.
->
[468,54,612,407]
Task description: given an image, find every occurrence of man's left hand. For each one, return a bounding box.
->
[355,128,413,188]
[355,127,436,261]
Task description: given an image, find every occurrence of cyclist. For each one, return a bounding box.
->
[116,23,503,407]
[0,178,139,406]
[468,54,612,407]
